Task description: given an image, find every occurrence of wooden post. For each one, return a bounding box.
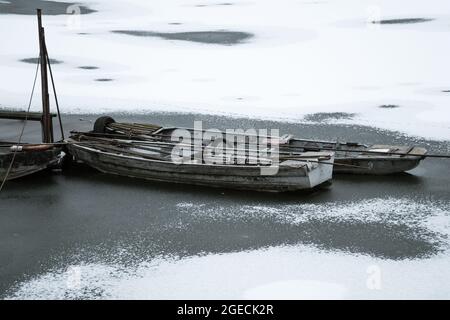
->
[37,9,53,143]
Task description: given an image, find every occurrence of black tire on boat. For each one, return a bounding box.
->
[93,116,115,133]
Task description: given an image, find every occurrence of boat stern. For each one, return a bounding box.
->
[306,152,335,188]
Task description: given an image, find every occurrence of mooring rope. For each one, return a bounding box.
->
[0,57,40,193]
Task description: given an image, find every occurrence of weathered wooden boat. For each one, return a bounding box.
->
[286,139,427,175]
[66,118,335,192]
[0,10,63,185]
[88,117,427,175]
[0,141,60,181]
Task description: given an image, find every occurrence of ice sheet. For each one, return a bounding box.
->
[0,0,449,140]
[5,197,450,299]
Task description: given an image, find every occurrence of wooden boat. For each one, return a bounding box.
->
[87,117,427,176]
[66,118,335,192]
[0,10,62,184]
[0,142,60,181]
[286,139,427,175]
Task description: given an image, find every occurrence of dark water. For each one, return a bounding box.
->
[371,18,434,25]
[111,30,253,45]
[78,66,99,70]
[94,78,113,82]
[20,58,63,65]
[0,112,449,298]
[0,0,95,15]
[303,112,356,122]
[378,104,400,109]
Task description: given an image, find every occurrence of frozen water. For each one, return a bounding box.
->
[0,0,449,139]
[4,197,450,299]
[1,0,450,300]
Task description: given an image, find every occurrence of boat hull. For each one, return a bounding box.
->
[334,157,422,175]
[0,147,60,181]
[287,140,426,175]
[67,144,334,192]
[97,121,426,176]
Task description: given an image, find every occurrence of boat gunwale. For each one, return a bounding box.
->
[132,127,426,160]
[68,141,334,171]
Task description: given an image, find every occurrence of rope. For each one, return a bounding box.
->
[0,57,40,193]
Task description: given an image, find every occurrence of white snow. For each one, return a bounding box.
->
[6,245,450,299]
[5,197,450,299]
[177,197,450,230]
[0,0,450,139]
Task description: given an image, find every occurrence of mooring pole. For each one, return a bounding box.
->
[37,9,53,143]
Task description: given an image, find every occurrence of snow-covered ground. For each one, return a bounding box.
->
[1,0,450,139]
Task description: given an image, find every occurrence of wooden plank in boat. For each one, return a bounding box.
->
[0,110,56,121]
